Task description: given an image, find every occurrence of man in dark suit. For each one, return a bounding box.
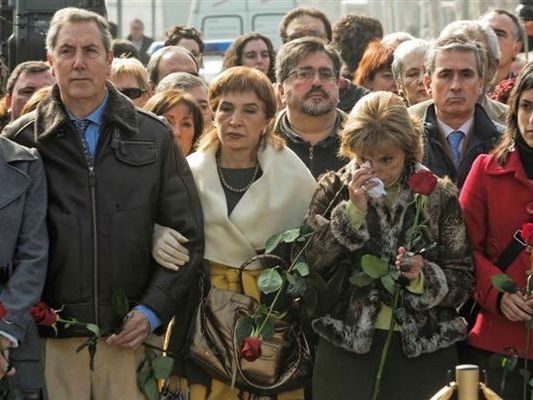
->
[416,34,504,188]
[127,18,153,65]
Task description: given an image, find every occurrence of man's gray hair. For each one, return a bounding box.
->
[147,46,199,85]
[425,34,485,79]
[155,72,207,93]
[276,36,341,84]
[392,39,430,81]
[439,20,500,78]
[46,7,112,53]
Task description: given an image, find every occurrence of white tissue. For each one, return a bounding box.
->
[361,162,386,198]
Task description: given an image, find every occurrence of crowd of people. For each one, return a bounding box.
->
[0,4,532,400]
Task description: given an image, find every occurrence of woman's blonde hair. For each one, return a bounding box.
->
[340,91,423,162]
[197,66,284,152]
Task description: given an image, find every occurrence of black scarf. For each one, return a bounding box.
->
[516,133,533,179]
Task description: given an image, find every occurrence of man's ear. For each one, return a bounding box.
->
[423,74,432,96]
[4,94,12,110]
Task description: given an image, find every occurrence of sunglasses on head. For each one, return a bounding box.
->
[119,87,146,100]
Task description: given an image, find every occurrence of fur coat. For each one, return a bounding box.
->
[304,160,474,358]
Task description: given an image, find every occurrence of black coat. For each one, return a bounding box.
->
[421,104,504,188]
[2,83,204,337]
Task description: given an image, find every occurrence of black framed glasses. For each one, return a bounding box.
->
[119,87,146,100]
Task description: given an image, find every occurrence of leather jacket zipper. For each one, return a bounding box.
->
[88,163,99,325]
[75,122,99,326]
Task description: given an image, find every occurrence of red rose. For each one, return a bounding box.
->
[240,336,263,362]
[30,302,58,326]
[408,170,438,196]
[0,302,5,320]
[521,223,533,246]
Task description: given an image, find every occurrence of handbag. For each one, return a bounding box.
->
[189,254,312,393]
[458,227,528,329]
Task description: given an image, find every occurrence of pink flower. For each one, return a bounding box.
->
[240,336,263,362]
[30,302,58,326]
[408,170,438,196]
[521,223,533,246]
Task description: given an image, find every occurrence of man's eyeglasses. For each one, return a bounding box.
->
[119,87,146,100]
[287,67,337,83]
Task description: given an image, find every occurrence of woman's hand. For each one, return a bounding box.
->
[500,292,533,322]
[348,164,378,213]
[395,246,423,281]
[152,224,190,271]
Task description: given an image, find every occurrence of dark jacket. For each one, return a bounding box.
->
[2,82,204,337]
[0,137,47,390]
[338,78,370,113]
[274,108,349,179]
[127,34,154,65]
[304,161,473,358]
[421,104,504,188]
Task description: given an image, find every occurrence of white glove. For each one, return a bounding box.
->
[152,224,190,271]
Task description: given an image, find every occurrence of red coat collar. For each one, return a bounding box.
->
[485,150,530,183]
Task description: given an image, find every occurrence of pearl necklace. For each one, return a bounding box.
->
[217,159,260,193]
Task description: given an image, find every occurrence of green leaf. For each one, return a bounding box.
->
[152,356,174,379]
[286,273,297,285]
[293,261,310,277]
[257,268,283,294]
[136,359,151,388]
[235,317,254,343]
[287,274,307,296]
[491,274,518,293]
[264,228,302,253]
[350,271,374,287]
[86,323,101,337]
[380,274,397,295]
[142,378,159,400]
[265,233,283,254]
[112,287,130,320]
[361,255,389,279]
[280,228,302,244]
[255,315,275,339]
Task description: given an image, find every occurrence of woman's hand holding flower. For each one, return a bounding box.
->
[395,246,423,281]
[349,164,378,213]
[500,291,533,322]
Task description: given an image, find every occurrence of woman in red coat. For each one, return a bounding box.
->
[459,62,533,399]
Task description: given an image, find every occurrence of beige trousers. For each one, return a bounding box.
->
[44,336,160,400]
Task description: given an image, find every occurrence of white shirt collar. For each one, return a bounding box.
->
[437,116,474,139]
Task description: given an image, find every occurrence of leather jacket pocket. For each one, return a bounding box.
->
[113,140,156,166]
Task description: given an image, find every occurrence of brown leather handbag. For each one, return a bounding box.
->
[189,254,312,393]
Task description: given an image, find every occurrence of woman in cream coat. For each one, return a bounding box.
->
[153,66,317,400]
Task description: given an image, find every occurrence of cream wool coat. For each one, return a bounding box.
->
[187,143,317,269]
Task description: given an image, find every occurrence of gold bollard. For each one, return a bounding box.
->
[456,364,479,400]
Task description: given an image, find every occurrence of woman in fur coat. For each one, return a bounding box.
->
[305,91,474,400]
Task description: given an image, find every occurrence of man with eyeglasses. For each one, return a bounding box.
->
[274,37,348,178]
[5,61,55,122]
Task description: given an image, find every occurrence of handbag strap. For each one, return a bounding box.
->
[232,326,311,391]
[494,217,532,271]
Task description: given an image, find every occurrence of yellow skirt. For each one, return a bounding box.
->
[171,262,305,400]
